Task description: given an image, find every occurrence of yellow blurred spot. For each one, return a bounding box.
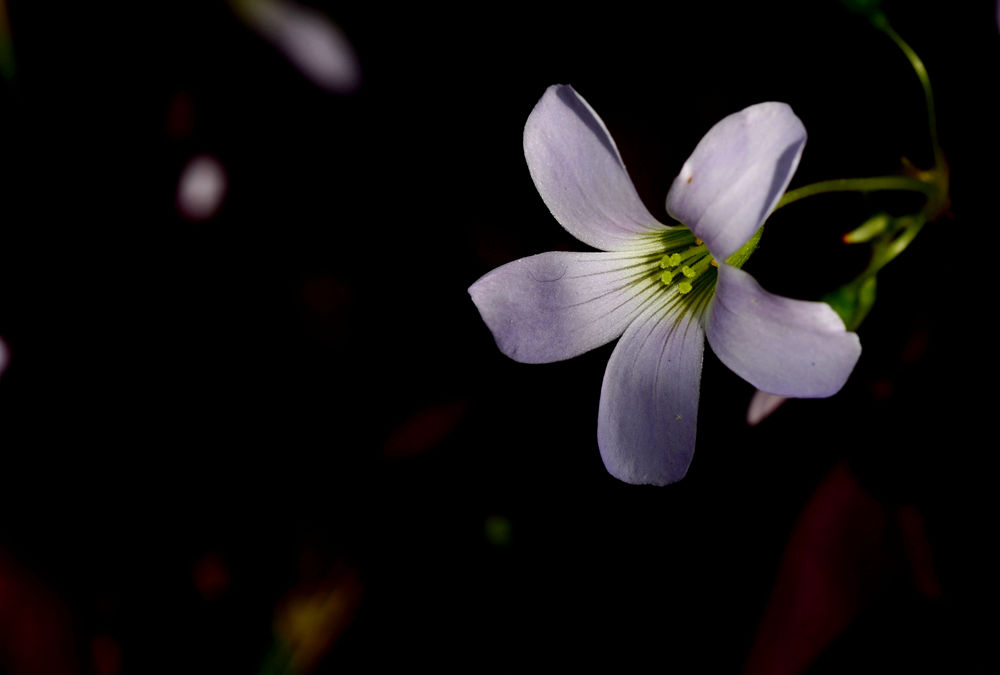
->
[484,515,513,547]
[273,565,362,674]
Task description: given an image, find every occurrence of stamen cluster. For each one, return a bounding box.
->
[644,230,718,303]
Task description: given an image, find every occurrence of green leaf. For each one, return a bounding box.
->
[823,274,877,331]
[843,212,892,244]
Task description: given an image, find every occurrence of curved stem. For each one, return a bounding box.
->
[775,175,934,211]
[874,16,944,169]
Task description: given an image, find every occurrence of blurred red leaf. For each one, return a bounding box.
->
[0,553,80,675]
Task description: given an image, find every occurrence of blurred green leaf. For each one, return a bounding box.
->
[844,212,892,244]
[824,275,877,331]
[485,515,513,547]
[840,0,883,19]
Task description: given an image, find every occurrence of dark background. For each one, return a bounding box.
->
[1,1,998,673]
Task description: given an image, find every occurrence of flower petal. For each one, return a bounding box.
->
[597,304,705,486]
[746,390,788,426]
[706,265,861,398]
[177,154,227,221]
[524,85,665,252]
[235,0,361,94]
[0,337,8,379]
[469,251,663,364]
[665,102,806,260]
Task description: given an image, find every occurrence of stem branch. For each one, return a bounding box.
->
[775,175,934,211]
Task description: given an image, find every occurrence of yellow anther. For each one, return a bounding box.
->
[677,281,693,294]
[660,270,674,285]
[695,237,703,245]
[659,252,681,269]
[710,259,719,267]
[681,265,697,278]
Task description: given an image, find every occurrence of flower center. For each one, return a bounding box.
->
[657,240,717,295]
[632,227,720,322]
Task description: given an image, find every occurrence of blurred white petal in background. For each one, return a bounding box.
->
[747,389,788,426]
[0,337,8,379]
[176,154,228,221]
[232,0,361,93]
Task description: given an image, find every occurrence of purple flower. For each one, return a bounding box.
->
[469,85,861,485]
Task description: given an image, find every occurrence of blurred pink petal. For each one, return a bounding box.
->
[382,400,469,457]
[0,554,80,675]
[896,505,941,600]
[193,552,231,601]
[90,635,122,675]
[235,0,360,93]
[746,389,788,425]
[176,154,227,221]
[742,462,888,675]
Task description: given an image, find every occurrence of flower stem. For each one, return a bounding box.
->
[774,175,934,211]
[872,14,945,170]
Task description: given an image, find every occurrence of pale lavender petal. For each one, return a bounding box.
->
[665,103,806,260]
[524,85,666,252]
[747,390,788,426]
[469,251,663,364]
[706,265,861,398]
[598,304,705,486]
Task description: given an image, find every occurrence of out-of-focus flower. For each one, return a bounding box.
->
[192,552,230,601]
[742,462,941,674]
[230,0,360,94]
[176,154,227,221]
[382,399,469,457]
[469,85,861,485]
[0,554,80,675]
[0,337,8,379]
[747,390,789,426]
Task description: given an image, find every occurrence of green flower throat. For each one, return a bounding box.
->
[634,224,763,314]
[657,241,716,295]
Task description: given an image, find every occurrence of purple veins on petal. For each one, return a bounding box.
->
[469,251,667,364]
[470,84,861,487]
[598,303,706,486]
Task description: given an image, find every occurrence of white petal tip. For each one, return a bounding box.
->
[746,390,789,426]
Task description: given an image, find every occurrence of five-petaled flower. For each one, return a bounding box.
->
[469,85,862,485]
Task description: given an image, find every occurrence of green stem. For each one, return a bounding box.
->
[873,15,945,169]
[775,175,934,211]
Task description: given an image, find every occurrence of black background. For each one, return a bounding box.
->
[1,1,998,673]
